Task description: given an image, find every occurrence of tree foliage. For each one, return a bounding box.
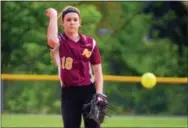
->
[2,1,188,115]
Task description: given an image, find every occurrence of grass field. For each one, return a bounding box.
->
[1,114,187,127]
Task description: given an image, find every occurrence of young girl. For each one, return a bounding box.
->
[45,6,103,128]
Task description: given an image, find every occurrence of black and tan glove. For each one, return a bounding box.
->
[83,93,112,124]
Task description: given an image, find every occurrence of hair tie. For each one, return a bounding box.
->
[62,8,80,20]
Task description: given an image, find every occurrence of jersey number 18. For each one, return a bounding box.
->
[61,57,73,70]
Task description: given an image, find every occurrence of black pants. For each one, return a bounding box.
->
[61,83,100,128]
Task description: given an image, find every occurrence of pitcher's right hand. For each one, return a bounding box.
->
[45,8,57,18]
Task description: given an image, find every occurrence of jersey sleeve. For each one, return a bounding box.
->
[90,39,102,65]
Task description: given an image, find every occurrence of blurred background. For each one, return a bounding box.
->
[1,1,188,127]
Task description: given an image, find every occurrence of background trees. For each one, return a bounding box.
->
[2,1,188,115]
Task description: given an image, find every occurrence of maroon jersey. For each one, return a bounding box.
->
[54,33,101,87]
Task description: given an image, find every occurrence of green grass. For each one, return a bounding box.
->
[2,114,187,127]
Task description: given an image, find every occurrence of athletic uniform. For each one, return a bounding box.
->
[52,33,101,128]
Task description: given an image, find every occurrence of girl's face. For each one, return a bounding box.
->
[62,12,81,34]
